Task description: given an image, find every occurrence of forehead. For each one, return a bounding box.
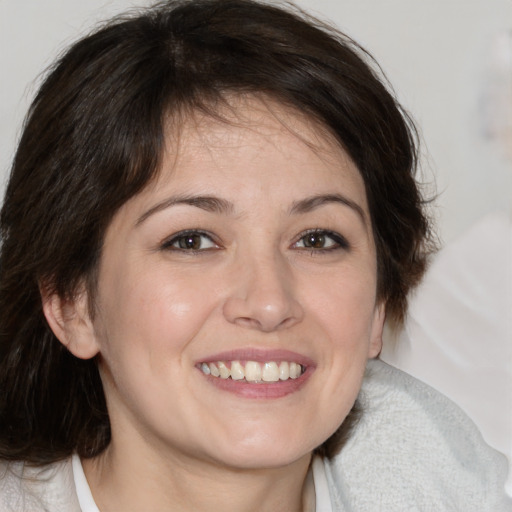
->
[150,96,367,204]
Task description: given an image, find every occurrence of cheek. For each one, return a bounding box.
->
[94,265,219,367]
[304,270,378,344]
[92,268,220,431]
[301,270,378,413]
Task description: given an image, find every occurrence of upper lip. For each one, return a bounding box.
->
[196,348,315,368]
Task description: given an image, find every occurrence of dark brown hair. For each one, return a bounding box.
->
[0,0,432,464]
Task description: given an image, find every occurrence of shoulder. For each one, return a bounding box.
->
[323,359,512,511]
[0,457,81,512]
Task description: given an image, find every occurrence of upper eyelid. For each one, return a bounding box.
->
[295,228,346,240]
[293,229,350,248]
[161,229,219,248]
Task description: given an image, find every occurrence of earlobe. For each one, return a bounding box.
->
[41,286,100,360]
[368,303,385,358]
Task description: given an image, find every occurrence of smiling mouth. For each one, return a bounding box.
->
[199,360,305,383]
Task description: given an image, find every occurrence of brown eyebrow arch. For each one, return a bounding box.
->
[289,194,367,225]
[136,194,234,226]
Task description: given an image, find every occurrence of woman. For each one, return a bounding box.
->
[0,1,509,510]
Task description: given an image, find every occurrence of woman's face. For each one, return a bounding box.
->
[73,98,384,470]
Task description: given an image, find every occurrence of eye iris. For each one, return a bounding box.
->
[304,233,325,248]
[179,234,201,250]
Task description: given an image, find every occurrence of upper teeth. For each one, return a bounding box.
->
[200,361,304,382]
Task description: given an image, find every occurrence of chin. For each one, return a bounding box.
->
[204,430,319,471]
[215,449,312,472]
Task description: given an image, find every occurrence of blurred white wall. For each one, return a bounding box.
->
[1,0,512,241]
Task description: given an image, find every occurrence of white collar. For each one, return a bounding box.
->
[72,454,100,512]
[311,456,333,512]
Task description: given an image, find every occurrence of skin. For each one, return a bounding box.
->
[44,97,385,512]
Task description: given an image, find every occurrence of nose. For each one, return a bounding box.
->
[222,251,304,332]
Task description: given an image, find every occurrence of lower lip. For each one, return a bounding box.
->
[200,366,314,399]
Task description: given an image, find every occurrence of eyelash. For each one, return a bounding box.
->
[292,229,349,253]
[161,230,220,252]
[161,229,349,254]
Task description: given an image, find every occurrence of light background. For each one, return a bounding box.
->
[1,0,512,243]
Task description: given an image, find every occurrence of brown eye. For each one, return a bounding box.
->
[303,233,326,248]
[294,230,349,251]
[178,234,202,250]
[163,231,218,251]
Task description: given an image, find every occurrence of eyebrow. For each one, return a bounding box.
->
[136,192,367,226]
[136,194,234,225]
[289,194,367,225]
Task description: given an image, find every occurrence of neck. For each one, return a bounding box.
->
[82,441,313,512]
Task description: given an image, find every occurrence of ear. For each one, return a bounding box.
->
[368,302,385,358]
[41,285,100,360]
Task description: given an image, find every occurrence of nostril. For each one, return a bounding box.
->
[233,316,264,330]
